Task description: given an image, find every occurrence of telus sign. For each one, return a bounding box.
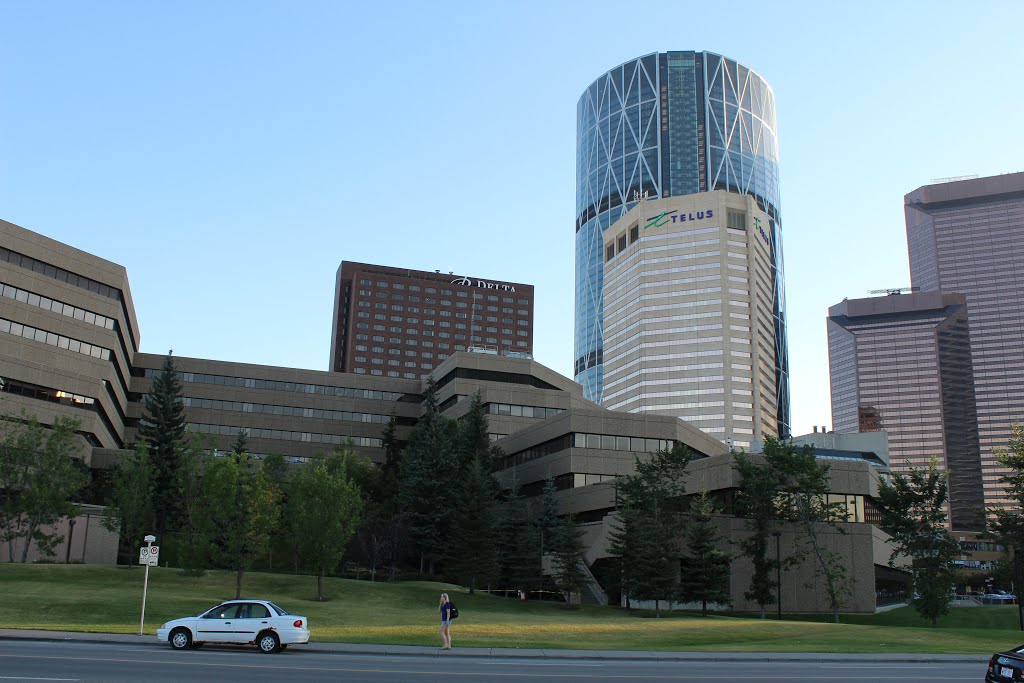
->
[643,209,714,230]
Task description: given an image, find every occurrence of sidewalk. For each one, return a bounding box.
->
[0,628,990,663]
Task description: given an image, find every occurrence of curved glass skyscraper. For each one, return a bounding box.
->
[574,51,790,436]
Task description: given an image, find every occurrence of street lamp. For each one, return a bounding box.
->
[772,532,782,621]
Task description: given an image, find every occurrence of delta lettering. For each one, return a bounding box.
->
[450,276,516,292]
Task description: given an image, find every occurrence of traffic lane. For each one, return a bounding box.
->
[0,640,986,683]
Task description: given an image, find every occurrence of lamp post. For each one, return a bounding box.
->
[772,532,782,621]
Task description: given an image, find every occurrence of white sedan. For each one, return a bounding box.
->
[157,599,309,653]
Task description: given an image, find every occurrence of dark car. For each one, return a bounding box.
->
[987,645,1024,681]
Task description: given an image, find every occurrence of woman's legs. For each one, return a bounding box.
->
[439,622,451,648]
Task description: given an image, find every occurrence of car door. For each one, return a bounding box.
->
[233,602,271,643]
[197,603,242,643]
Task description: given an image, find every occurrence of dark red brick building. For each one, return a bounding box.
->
[329,262,535,377]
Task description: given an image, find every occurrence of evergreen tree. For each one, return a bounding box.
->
[175,436,211,574]
[536,473,560,589]
[230,430,248,455]
[876,457,961,627]
[679,490,730,616]
[612,442,692,615]
[551,510,588,607]
[497,480,539,595]
[101,444,155,566]
[399,377,457,574]
[138,352,187,536]
[607,501,642,608]
[457,393,492,474]
[259,452,290,571]
[450,457,499,593]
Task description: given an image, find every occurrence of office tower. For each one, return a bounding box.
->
[601,191,778,448]
[329,262,534,378]
[575,51,789,436]
[827,292,984,529]
[906,172,1024,510]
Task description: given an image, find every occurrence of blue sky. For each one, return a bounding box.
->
[2,1,1022,436]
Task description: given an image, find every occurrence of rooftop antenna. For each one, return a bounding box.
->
[867,286,920,296]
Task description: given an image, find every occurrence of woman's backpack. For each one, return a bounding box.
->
[449,603,459,619]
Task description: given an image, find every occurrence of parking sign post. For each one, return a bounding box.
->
[139,534,157,636]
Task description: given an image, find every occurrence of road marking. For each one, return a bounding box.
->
[0,653,982,680]
[0,677,79,681]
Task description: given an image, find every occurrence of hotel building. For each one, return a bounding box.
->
[329,262,534,378]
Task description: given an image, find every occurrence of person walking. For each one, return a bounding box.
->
[439,593,453,649]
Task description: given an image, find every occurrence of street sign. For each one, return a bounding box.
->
[139,545,160,566]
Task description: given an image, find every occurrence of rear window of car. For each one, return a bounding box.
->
[267,602,289,616]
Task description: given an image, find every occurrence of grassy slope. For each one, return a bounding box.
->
[0,564,1019,654]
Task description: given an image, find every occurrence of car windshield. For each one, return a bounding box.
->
[267,601,289,616]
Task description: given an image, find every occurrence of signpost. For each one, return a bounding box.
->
[139,535,157,636]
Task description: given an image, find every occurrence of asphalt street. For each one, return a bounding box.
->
[0,639,989,682]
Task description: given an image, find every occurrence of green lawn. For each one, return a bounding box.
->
[0,564,1018,654]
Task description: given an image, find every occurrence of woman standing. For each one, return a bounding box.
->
[439,593,453,649]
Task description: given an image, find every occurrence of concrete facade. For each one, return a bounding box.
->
[601,192,778,450]
[1,218,902,614]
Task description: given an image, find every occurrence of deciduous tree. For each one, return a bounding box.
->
[876,457,960,627]
[101,444,155,566]
[291,460,362,601]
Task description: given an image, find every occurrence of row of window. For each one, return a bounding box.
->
[181,397,407,424]
[486,403,564,419]
[142,368,407,401]
[352,368,422,379]
[1,377,96,408]
[1,246,122,302]
[188,423,383,448]
[357,278,529,305]
[1,317,112,360]
[1,281,117,330]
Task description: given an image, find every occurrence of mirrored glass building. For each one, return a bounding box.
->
[574,51,790,436]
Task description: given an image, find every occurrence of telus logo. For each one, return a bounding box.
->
[643,209,714,230]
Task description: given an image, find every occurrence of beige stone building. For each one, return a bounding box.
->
[601,191,779,450]
[1,218,905,613]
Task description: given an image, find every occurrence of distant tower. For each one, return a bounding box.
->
[905,172,1024,511]
[827,292,984,530]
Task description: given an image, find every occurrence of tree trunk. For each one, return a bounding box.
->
[833,604,839,624]
[317,572,323,601]
[20,523,36,563]
[702,598,707,617]
[655,599,661,618]
[760,606,766,619]
[235,568,244,599]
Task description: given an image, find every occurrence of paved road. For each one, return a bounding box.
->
[0,640,988,682]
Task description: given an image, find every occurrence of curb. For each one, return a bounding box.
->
[0,631,991,664]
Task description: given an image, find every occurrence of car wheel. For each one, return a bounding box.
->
[170,628,192,650]
[257,631,280,654]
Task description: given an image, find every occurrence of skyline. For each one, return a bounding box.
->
[2,1,1023,438]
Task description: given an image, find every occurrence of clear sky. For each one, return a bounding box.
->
[2,1,1022,436]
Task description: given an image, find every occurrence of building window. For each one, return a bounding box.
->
[727,210,747,230]
[617,234,626,251]
[629,225,639,243]
[606,243,615,261]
